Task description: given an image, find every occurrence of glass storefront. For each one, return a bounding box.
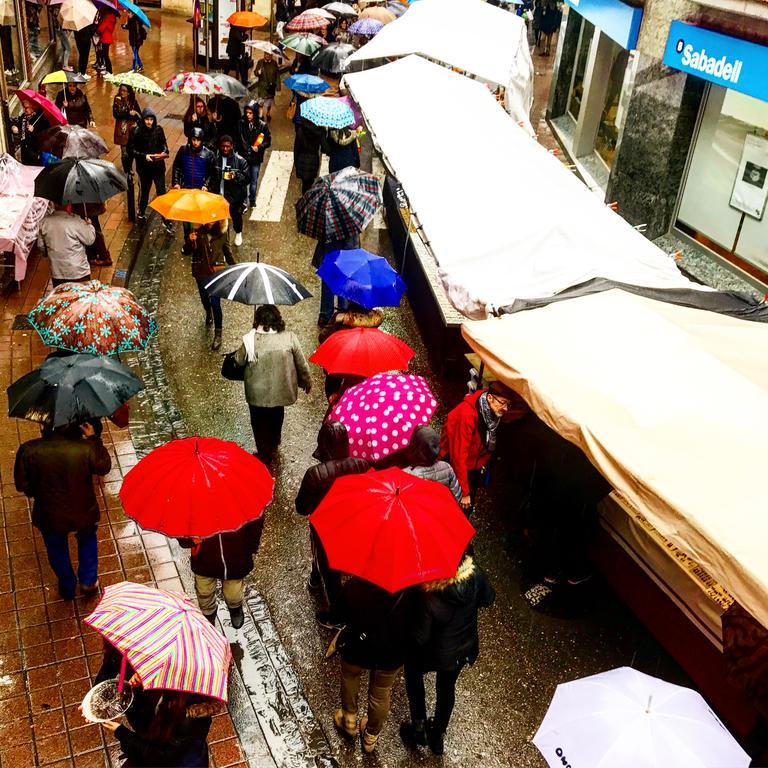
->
[26,1,52,64]
[677,87,768,278]
[0,14,25,88]
[567,19,594,122]
[595,47,630,168]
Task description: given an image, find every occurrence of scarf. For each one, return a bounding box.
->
[477,392,501,453]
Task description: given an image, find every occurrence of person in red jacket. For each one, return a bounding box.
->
[439,380,518,513]
[95,8,117,74]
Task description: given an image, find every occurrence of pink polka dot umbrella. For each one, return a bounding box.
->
[330,373,437,463]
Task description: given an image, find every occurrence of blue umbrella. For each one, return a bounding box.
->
[117,0,151,27]
[349,18,384,35]
[300,97,354,128]
[284,73,330,93]
[317,248,405,309]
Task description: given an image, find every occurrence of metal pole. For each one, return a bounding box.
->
[204,0,210,72]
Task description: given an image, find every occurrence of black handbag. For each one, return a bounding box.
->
[221,351,245,381]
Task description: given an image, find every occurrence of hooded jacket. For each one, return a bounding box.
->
[183,111,217,149]
[54,87,93,128]
[410,556,495,672]
[402,426,463,504]
[237,105,272,165]
[130,108,169,170]
[324,127,360,175]
[172,139,215,189]
[295,421,369,517]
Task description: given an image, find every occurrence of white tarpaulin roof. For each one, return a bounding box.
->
[463,289,768,627]
[344,56,704,319]
[346,0,534,132]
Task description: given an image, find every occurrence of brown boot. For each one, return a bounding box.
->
[359,716,378,754]
[211,330,222,351]
[333,709,357,738]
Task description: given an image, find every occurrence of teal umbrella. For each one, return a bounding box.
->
[282,33,326,56]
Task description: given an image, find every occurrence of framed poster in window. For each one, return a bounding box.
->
[729,134,768,221]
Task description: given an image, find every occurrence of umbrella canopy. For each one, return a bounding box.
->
[311,42,355,74]
[330,372,437,461]
[296,167,382,242]
[8,353,143,428]
[227,9,267,26]
[42,69,89,84]
[105,71,165,96]
[317,248,405,308]
[360,6,396,22]
[349,18,384,35]
[119,437,274,538]
[533,667,750,768]
[284,73,329,94]
[337,95,363,128]
[244,40,284,57]
[164,71,222,95]
[310,468,475,592]
[84,582,232,701]
[309,327,414,377]
[34,157,127,205]
[205,262,312,306]
[27,280,157,356]
[386,2,407,16]
[300,96,354,128]
[281,33,327,56]
[60,0,97,29]
[312,7,336,20]
[286,9,329,31]
[149,189,230,224]
[116,0,150,26]
[37,125,108,159]
[324,1,358,15]
[211,73,248,99]
[14,89,67,126]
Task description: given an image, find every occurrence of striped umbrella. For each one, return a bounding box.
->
[349,17,384,35]
[296,167,382,242]
[300,96,355,128]
[205,262,312,305]
[84,582,232,701]
[286,9,329,31]
[164,71,222,95]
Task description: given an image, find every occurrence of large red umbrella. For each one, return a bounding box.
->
[310,468,475,592]
[15,89,67,126]
[309,327,414,377]
[119,437,274,538]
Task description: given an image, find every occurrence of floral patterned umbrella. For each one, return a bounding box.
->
[349,18,385,35]
[27,280,157,356]
[164,71,222,95]
[330,373,437,462]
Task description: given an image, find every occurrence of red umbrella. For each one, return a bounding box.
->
[119,437,274,538]
[309,327,414,377]
[310,468,475,592]
[15,89,67,126]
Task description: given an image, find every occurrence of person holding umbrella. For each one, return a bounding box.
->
[254,52,281,121]
[10,98,51,165]
[224,25,247,82]
[131,108,171,226]
[55,81,95,128]
[37,203,96,286]
[237,100,271,209]
[294,115,325,193]
[124,10,147,72]
[324,126,360,174]
[112,84,142,174]
[183,97,217,150]
[214,134,249,248]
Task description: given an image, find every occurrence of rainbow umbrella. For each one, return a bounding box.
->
[84,582,232,701]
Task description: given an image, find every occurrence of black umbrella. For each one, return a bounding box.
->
[37,125,109,159]
[34,158,127,205]
[311,42,355,74]
[8,354,144,428]
[204,261,312,305]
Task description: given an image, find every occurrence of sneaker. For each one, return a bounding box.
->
[163,222,174,235]
[136,212,147,222]
[228,605,244,629]
[315,610,344,631]
[234,232,243,247]
[359,716,378,754]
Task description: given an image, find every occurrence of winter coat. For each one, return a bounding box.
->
[113,94,141,146]
[96,11,117,44]
[208,96,241,133]
[539,2,561,33]
[11,110,51,165]
[190,227,234,282]
[130,110,169,174]
[172,144,215,189]
[178,517,264,581]
[400,425,463,503]
[55,88,92,127]
[126,14,147,48]
[439,390,491,496]
[324,128,360,174]
[212,150,249,205]
[237,117,271,165]
[255,58,280,99]
[337,577,416,670]
[183,114,217,150]
[233,330,312,408]
[409,557,495,672]
[293,118,323,181]
[226,25,245,61]
[14,429,112,534]
[295,422,369,517]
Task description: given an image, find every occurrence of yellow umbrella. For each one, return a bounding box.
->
[149,189,230,224]
[42,70,89,85]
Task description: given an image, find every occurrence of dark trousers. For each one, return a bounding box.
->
[52,274,91,287]
[137,164,166,215]
[229,200,243,234]
[196,278,222,329]
[101,42,112,73]
[75,33,91,74]
[310,527,342,614]
[300,177,314,194]
[248,405,284,464]
[404,663,464,733]
[40,524,98,597]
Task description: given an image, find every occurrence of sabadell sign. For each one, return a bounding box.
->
[663,21,768,103]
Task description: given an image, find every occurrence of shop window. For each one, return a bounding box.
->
[595,48,630,169]
[26,1,52,64]
[0,8,25,88]
[567,19,594,122]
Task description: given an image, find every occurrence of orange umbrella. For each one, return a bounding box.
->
[149,189,230,224]
[227,10,267,27]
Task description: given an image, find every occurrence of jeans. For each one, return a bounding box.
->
[194,574,243,616]
[131,45,143,70]
[319,278,348,324]
[340,661,401,736]
[404,664,464,733]
[196,278,222,329]
[248,405,284,464]
[58,29,72,68]
[137,164,166,215]
[248,162,262,206]
[41,524,99,596]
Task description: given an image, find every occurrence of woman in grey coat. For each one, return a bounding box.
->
[234,305,312,465]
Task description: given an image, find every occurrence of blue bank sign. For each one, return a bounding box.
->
[663,21,768,103]
[564,0,642,50]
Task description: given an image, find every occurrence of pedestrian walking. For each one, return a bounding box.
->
[538,0,561,55]
[178,517,265,629]
[233,304,312,465]
[295,421,368,626]
[10,99,51,165]
[52,6,73,70]
[37,204,96,286]
[183,97,217,150]
[74,22,96,75]
[131,107,170,223]
[275,0,289,37]
[189,220,234,350]
[254,52,281,121]
[113,83,142,174]
[294,116,324,193]
[54,82,95,128]
[224,25,247,82]
[124,11,147,72]
[439,380,517,513]
[214,134,249,248]
[332,577,415,754]
[95,8,117,73]
[400,426,463,504]
[14,421,111,599]
[324,126,360,174]
[237,100,271,208]
[400,554,495,755]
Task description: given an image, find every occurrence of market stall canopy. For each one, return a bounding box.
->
[344,56,704,319]
[462,289,768,628]
[345,0,534,131]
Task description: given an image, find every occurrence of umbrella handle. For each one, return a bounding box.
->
[117,653,128,693]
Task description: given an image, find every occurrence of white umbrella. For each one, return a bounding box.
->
[60,0,97,30]
[533,668,750,768]
[312,7,336,19]
[244,40,285,57]
[324,1,358,15]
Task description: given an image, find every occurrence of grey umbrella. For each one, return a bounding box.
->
[212,74,249,99]
[37,125,109,159]
[34,158,127,205]
[311,42,355,74]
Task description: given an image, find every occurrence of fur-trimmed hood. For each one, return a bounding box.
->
[330,127,357,146]
[422,556,475,593]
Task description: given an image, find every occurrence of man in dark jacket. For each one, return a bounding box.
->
[294,116,324,193]
[14,422,111,599]
[213,134,249,247]
[295,421,368,627]
[237,100,271,208]
[130,108,170,226]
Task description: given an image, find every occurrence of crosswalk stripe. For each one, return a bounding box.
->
[320,156,329,177]
[372,156,387,230]
[251,150,295,223]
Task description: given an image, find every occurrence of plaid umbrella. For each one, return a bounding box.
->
[286,9,329,31]
[349,17,384,35]
[296,167,382,242]
[37,125,108,159]
[284,73,329,93]
[281,33,327,56]
[164,71,222,95]
[84,582,232,701]
[27,280,157,356]
[105,71,165,96]
[300,96,354,128]
[311,42,355,74]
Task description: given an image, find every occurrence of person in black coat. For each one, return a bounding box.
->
[183,97,218,150]
[208,94,241,139]
[178,516,265,629]
[237,100,271,208]
[324,127,360,175]
[10,100,50,165]
[294,115,324,193]
[213,134,249,247]
[400,555,495,755]
[130,108,170,222]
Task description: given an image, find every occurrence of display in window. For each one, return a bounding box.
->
[729,134,768,220]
